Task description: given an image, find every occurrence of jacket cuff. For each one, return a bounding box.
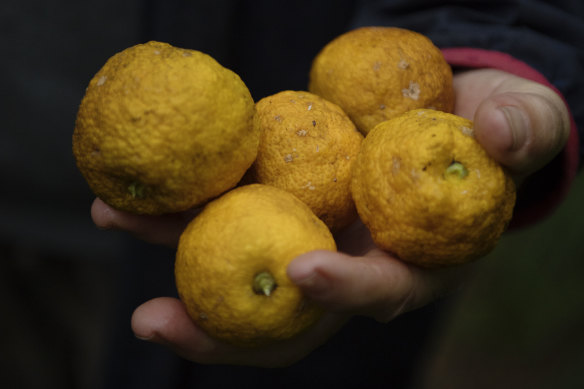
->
[441,47,579,227]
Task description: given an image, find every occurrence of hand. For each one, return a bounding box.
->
[91,68,571,367]
[124,220,466,367]
[452,68,570,181]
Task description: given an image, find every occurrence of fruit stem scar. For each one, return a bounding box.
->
[128,181,146,199]
[253,272,277,296]
[444,161,468,180]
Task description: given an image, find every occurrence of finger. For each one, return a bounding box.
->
[90,198,197,247]
[473,88,570,177]
[453,69,571,178]
[288,250,468,322]
[131,297,346,367]
[131,297,223,362]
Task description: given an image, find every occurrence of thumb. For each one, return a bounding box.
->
[287,250,467,322]
[473,82,570,178]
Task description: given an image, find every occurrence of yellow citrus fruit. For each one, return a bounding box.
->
[251,90,363,231]
[351,109,516,267]
[175,184,336,347]
[309,27,454,135]
[73,41,258,215]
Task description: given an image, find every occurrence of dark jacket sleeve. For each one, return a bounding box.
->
[350,0,583,226]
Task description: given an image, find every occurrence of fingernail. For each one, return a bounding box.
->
[499,106,528,151]
[134,332,167,345]
[288,265,328,296]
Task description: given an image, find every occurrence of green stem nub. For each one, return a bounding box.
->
[444,161,468,180]
[128,181,146,199]
[253,272,277,296]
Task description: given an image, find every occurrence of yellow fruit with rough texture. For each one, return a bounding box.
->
[73,41,258,215]
[175,184,336,347]
[351,109,516,267]
[309,27,454,135]
[251,90,363,231]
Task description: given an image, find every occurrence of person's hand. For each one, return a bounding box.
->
[91,68,571,367]
[452,68,570,182]
[92,198,464,366]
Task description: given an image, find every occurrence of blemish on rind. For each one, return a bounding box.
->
[392,156,401,174]
[402,81,421,100]
[460,126,474,137]
[97,75,107,86]
[296,129,308,136]
[274,115,282,122]
[303,181,316,190]
[284,154,294,163]
[410,168,420,180]
[398,59,409,69]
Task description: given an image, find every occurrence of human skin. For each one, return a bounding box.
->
[91,69,571,367]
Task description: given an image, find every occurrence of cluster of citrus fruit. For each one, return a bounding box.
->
[73,27,516,347]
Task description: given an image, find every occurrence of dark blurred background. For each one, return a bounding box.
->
[2,0,583,388]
